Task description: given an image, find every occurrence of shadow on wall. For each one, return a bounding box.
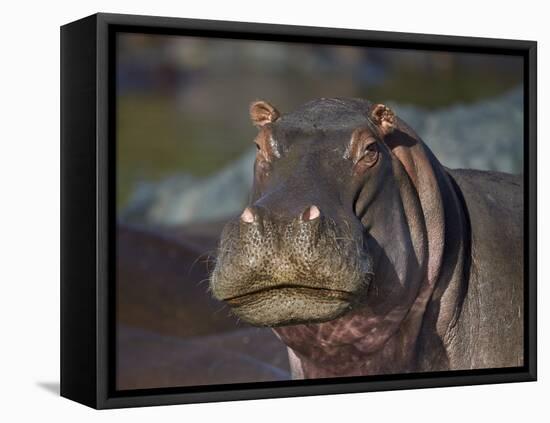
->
[36,382,60,396]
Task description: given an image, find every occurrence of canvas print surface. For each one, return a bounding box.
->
[115,32,524,390]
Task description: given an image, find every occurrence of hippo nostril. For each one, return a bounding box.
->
[240,207,256,224]
[301,205,321,222]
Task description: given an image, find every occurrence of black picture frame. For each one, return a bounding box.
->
[60,12,537,409]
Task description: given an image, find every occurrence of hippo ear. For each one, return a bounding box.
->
[250,100,280,127]
[369,104,396,136]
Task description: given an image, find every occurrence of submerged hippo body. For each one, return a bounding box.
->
[210,98,523,378]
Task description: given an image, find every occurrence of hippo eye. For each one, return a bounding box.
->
[360,142,378,163]
[352,141,379,172]
[364,143,377,157]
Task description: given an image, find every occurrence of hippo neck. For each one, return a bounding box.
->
[274,139,469,378]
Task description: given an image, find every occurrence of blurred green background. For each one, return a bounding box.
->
[116,33,523,210]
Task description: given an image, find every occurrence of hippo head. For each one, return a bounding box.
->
[210,98,413,327]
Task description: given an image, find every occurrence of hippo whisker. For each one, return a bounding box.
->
[188,250,218,277]
[196,277,212,287]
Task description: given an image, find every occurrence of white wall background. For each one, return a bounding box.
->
[0,0,546,421]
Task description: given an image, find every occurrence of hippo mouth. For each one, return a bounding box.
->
[224,284,355,306]
[219,283,362,327]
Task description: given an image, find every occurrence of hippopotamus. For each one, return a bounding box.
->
[210,98,524,378]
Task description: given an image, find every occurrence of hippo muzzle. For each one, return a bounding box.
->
[211,204,373,326]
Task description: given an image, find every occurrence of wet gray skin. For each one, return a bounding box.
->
[210,98,524,377]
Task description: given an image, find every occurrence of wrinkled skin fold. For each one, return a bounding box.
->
[210,98,524,377]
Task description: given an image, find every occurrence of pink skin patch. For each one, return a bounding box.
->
[302,205,321,221]
[240,207,255,223]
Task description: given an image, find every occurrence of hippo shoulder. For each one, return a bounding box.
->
[445,168,524,369]
[448,168,523,211]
